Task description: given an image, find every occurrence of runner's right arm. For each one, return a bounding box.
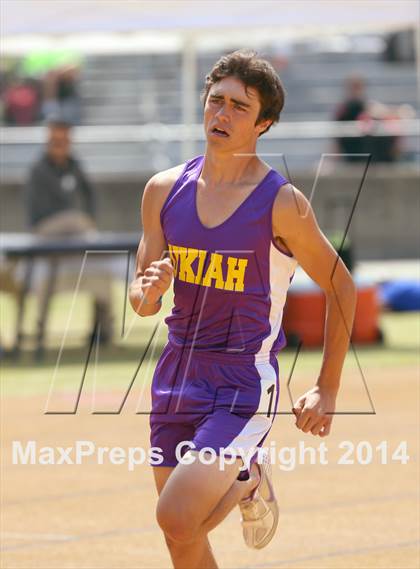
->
[129,167,181,317]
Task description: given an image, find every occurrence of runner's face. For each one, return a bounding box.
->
[204,77,270,150]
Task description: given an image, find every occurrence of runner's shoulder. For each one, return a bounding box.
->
[144,163,186,201]
[273,182,309,216]
[272,182,314,239]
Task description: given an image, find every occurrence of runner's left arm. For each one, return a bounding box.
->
[273,184,357,437]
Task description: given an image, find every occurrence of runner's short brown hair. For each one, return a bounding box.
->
[202,49,286,135]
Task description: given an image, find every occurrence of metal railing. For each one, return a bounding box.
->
[1,119,419,144]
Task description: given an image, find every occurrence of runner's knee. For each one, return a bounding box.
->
[156,499,200,543]
[163,532,200,552]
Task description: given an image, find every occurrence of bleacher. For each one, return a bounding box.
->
[1,41,418,180]
[79,49,418,126]
[80,53,183,125]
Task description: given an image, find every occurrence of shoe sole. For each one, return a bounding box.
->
[253,498,279,549]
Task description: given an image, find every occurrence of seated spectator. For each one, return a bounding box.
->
[3,74,41,126]
[24,120,113,344]
[42,64,81,125]
[335,74,367,122]
[25,120,95,233]
[334,75,406,163]
[334,74,367,161]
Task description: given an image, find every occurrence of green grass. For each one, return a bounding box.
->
[1,288,419,397]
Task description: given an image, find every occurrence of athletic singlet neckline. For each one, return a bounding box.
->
[192,159,275,231]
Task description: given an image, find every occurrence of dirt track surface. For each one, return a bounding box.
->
[1,364,419,569]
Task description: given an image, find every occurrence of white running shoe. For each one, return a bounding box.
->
[239,449,279,549]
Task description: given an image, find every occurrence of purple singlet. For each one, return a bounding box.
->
[161,155,297,361]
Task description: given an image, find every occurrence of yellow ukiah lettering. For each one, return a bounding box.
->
[178,247,198,283]
[224,257,248,292]
[195,249,207,285]
[169,243,248,292]
[202,253,225,289]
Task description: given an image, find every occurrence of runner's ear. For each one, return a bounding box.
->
[256,119,272,136]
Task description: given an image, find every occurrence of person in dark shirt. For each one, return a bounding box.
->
[25,120,113,344]
[335,75,366,122]
[334,75,401,163]
[42,65,81,125]
[25,120,95,233]
[334,74,367,162]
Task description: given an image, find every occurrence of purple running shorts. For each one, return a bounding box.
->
[150,342,280,467]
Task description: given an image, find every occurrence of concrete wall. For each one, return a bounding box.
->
[1,165,419,260]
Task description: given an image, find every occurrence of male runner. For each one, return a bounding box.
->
[130,50,356,569]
